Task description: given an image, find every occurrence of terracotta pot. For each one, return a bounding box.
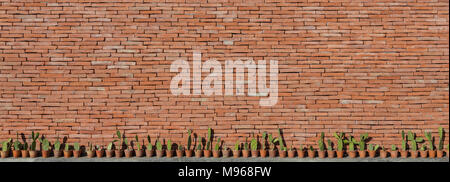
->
[63,150,73,158]
[268,150,277,158]
[260,149,267,158]
[1,151,10,158]
[42,150,50,158]
[87,150,95,158]
[73,150,81,158]
[135,150,144,157]
[232,150,240,158]
[203,150,211,158]
[96,150,104,158]
[400,150,408,158]
[212,150,220,158]
[419,150,428,158]
[222,149,230,158]
[12,150,21,158]
[115,149,123,158]
[379,150,387,158]
[288,150,295,158]
[390,150,398,158]
[327,150,335,158]
[176,150,184,158]
[242,150,250,158]
[347,151,357,158]
[437,150,444,158]
[298,150,305,158]
[278,150,287,158]
[336,150,344,158]
[156,150,164,157]
[124,150,133,158]
[358,150,367,158]
[317,150,325,158]
[307,150,316,158]
[29,150,37,158]
[368,150,376,158]
[165,150,173,158]
[185,149,193,157]
[21,150,29,158]
[251,150,259,158]
[428,150,436,158]
[145,150,154,157]
[53,150,62,158]
[195,150,202,158]
[106,150,114,158]
[410,151,418,158]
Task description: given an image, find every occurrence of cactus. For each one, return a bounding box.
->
[13,135,21,151]
[243,138,249,150]
[107,140,117,151]
[40,139,50,151]
[424,131,434,151]
[87,142,93,151]
[438,127,444,150]
[2,138,12,152]
[333,132,345,151]
[368,144,379,151]
[64,143,70,151]
[206,128,212,150]
[234,140,240,151]
[277,129,284,150]
[327,139,333,151]
[309,146,314,151]
[30,131,40,151]
[74,143,80,151]
[318,132,325,151]
[156,139,162,151]
[214,138,221,151]
[401,130,407,151]
[250,138,258,151]
[54,137,61,151]
[357,133,369,151]
[178,145,183,150]
[187,130,192,150]
[167,139,172,151]
[146,135,152,151]
[345,135,356,151]
[135,135,141,150]
[196,143,202,151]
[261,132,267,150]
[407,131,423,151]
[420,144,426,151]
[391,144,397,151]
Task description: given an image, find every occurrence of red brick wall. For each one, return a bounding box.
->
[1,0,449,148]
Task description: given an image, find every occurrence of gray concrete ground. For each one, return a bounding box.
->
[1,157,448,162]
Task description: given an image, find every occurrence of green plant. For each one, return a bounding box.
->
[355,133,369,151]
[156,139,162,151]
[54,137,61,151]
[178,145,183,150]
[420,144,426,151]
[135,135,141,150]
[74,143,80,151]
[30,131,40,151]
[115,130,127,150]
[333,132,345,151]
[261,132,267,150]
[243,138,249,150]
[13,134,21,151]
[87,142,93,151]
[424,131,434,151]
[318,132,325,151]
[327,139,333,151]
[205,128,212,150]
[438,127,444,150]
[407,131,423,151]
[299,144,304,151]
[167,139,172,151]
[268,134,276,150]
[214,138,221,151]
[107,139,118,151]
[234,140,240,151]
[277,129,285,150]
[309,146,314,151]
[401,130,407,151]
[250,138,257,151]
[391,144,397,151]
[368,144,379,151]
[345,135,356,151]
[64,143,70,151]
[146,135,153,151]
[2,138,12,152]
[187,130,192,150]
[40,139,50,151]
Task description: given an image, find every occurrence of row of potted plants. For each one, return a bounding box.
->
[1,128,448,159]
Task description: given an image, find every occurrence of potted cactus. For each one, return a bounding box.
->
[390,145,398,158]
[368,144,379,158]
[297,144,305,158]
[407,131,423,159]
[96,145,104,158]
[355,133,368,158]
[28,131,39,158]
[176,145,184,158]
[213,138,221,158]
[277,129,287,158]
[307,146,315,158]
[424,131,436,158]
[63,143,72,158]
[135,136,143,157]
[345,135,357,158]
[317,132,325,158]
[106,140,117,158]
[242,140,250,158]
[166,139,174,158]
[39,138,50,158]
[73,142,81,158]
[1,138,12,158]
[185,130,193,157]
[250,138,258,157]
[53,137,62,158]
[21,140,29,158]
[86,142,95,158]
[12,137,22,158]
[379,146,387,158]
[287,145,295,158]
[327,139,335,158]
[156,139,164,157]
[232,140,240,158]
[437,127,444,158]
[419,144,428,158]
[400,131,408,158]
[203,128,212,158]
[123,135,132,158]
[146,135,154,157]
[333,132,345,158]
[195,139,202,158]
[260,132,267,158]
[114,130,124,158]
[268,134,277,157]
[222,146,230,158]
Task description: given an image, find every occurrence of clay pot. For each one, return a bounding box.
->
[222,149,230,158]
[29,150,37,158]
[232,150,240,158]
[87,150,95,158]
[437,150,444,158]
[41,150,50,158]
[145,150,154,157]
[53,150,62,158]
[336,150,344,158]
[242,150,250,158]
[347,151,357,158]
[195,150,202,158]
[268,150,277,158]
[135,150,144,157]
[410,151,418,158]
[419,150,428,158]
[12,150,21,158]
[317,150,325,158]
[400,150,408,158]
[124,150,133,158]
[259,149,267,158]
[73,150,81,158]
[212,150,220,158]
[428,150,436,158]
[390,150,398,158]
[21,150,29,158]
[1,151,10,158]
[307,150,316,158]
[278,150,287,158]
[327,150,335,158]
[379,150,387,158]
[368,150,376,158]
[358,150,367,158]
[105,150,114,158]
[251,150,259,158]
[288,150,296,158]
[166,150,173,158]
[298,150,305,158]
[115,149,123,158]
[63,150,73,158]
[176,150,184,158]
[96,150,104,158]
[203,150,211,158]
[185,149,193,157]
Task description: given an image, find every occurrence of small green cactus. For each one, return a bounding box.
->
[327,139,333,151]
[167,139,172,151]
[401,130,407,151]
[333,132,345,151]
[261,132,267,150]
[2,138,12,152]
[368,144,379,151]
[64,143,70,151]
[250,138,258,151]
[74,142,80,151]
[187,130,192,150]
[29,131,40,151]
[234,140,240,151]
[438,127,444,150]
[407,131,423,151]
[54,137,61,151]
[424,131,434,151]
[135,135,141,150]
[156,139,162,151]
[391,144,397,151]
[214,138,221,151]
[40,139,50,151]
[146,135,152,151]
[318,132,325,151]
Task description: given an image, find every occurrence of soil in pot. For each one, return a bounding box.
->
[327,150,335,158]
[135,150,144,157]
[419,150,428,158]
[379,150,387,158]
[358,150,367,158]
[124,150,133,158]
[203,150,211,158]
[176,150,184,158]
[195,150,202,158]
[73,150,81,158]
[64,150,73,158]
[29,150,37,158]
[251,150,259,158]
[336,150,344,158]
[390,150,398,158]
[212,150,220,158]
[12,150,21,158]
[185,149,193,157]
[288,150,295,158]
[368,150,376,158]
[400,150,408,158]
[42,150,50,158]
[242,150,250,158]
[106,150,114,158]
[428,150,436,158]
[21,150,29,158]
[268,150,277,158]
[347,151,357,158]
[53,150,62,158]
[232,150,240,158]
[307,150,315,158]
[115,149,123,158]
[146,150,154,157]
[410,151,418,158]
[87,150,95,158]
[260,149,267,158]
[317,150,325,158]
